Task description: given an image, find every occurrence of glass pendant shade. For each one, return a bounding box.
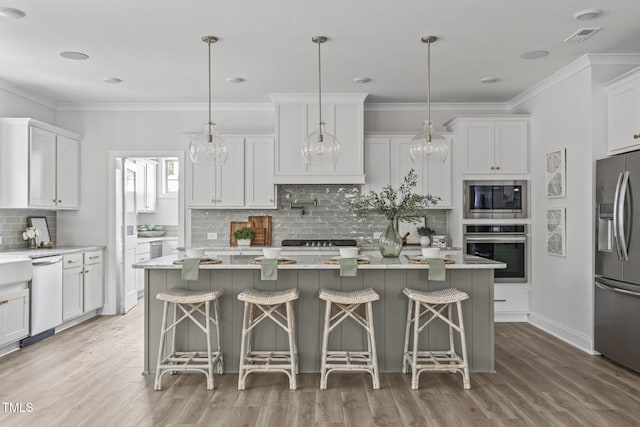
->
[188,123,229,165]
[409,120,448,164]
[302,122,340,166]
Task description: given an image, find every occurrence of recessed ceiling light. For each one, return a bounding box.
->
[0,7,26,19]
[480,77,499,84]
[520,50,549,60]
[60,51,89,60]
[573,9,602,20]
[352,77,371,84]
[104,77,122,84]
[226,77,245,83]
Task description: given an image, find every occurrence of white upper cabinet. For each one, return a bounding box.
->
[245,136,276,208]
[0,118,81,209]
[271,93,367,184]
[187,135,275,209]
[135,160,157,213]
[364,133,452,208]
[445,116,529,175]
[604,67,640,154]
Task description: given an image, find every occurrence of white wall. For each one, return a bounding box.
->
[512,63,638,351]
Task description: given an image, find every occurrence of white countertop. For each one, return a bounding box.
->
[134,254,505,270]
[137,236,178,243]
[179,245,461,252]
[0,245,105,259]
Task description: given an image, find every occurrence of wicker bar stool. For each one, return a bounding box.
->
[154,288,224,391]
[237,288,299,390]
[402,287,471,390]
[319,288,380,390]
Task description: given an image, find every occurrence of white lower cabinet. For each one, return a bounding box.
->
[494,284,530,317]
[0,288,30,345]
[62,250,104,322]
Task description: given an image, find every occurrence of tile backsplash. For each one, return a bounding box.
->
[191,185,448,247]
[0,209,57,251]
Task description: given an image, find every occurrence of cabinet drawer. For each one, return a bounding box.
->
[63,253,83,269]
[494,286,530,312]
[84,250,102,265]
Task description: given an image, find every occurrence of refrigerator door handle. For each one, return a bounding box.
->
[595,281,640,298]
[618,171,631,261]
[613,172,624,260]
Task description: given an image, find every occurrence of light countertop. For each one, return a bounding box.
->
[134,254,504,270]
[0,245,105,259]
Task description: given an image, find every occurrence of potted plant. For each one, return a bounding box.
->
[234,228,254,246]
[346,169,440,257]
[417,226,435,247]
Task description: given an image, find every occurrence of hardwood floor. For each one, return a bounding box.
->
[1,303,639,426]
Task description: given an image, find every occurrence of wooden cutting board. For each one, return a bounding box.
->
[249,215,272,246]
[230,221,253,246]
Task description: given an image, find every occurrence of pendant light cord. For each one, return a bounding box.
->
[207,39,212,142]
[427,38,431,137]
[317,38,323,136]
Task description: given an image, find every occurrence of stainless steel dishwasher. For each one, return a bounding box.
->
[21,255,63,346]
[150,241,163,258]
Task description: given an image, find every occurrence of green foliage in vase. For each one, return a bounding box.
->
[233,228,255,240]
[347,169,440,222]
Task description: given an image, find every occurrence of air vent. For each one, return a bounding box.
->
[564,27,601,43]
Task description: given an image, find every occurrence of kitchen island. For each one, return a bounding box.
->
[135,254,505,374]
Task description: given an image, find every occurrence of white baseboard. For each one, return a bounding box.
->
[528,312,596,354]
[55,310,99,333]
[495,312,528,322]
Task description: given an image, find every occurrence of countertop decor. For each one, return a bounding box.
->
[345,169,441,257]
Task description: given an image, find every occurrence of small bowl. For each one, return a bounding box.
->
[339,247,359,258]
[421,247,442,258]
[39,241,54,248]
[262,248,282,259]
[186,248,205,258]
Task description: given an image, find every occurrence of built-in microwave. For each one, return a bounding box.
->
[463,180,528,219]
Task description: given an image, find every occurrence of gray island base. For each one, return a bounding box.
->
[136,255,505,375]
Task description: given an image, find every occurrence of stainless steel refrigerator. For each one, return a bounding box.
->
[595,150,640,372]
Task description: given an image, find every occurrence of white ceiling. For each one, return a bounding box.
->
[1,0,640,106]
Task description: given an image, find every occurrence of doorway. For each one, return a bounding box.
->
[109,151,185,315]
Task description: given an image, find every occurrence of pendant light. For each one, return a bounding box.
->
[302,36,340,167]
[188,36,229,165]
[409,36,448,164]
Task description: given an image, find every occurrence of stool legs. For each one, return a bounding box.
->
[155,299,223,391]
[403,298,471,390]
[238,300,298,390]
[320,300,380,390]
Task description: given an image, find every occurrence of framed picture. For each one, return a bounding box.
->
[397,216,426,245]
[546,208,566,257]
[28,216,51,246]
[546,148,566,198]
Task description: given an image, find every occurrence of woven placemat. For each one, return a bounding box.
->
[408,258,456,265]
[323,258,370,265]
[249,258,297,265]
[172,258,222,265]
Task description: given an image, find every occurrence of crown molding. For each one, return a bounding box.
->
[55,102,275,112]
[507,53,640,110]
[0,78,57,110]
[364,102,509,112]
[269,92,369,103]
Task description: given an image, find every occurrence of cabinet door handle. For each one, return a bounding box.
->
[634,134,640,139]
[269,199,274,203]
[490,166,495,170]
[58,200,62,203]
[53,199,57,202]
[0,300,8,305]
[67,259,80,264]
[89,256,99,260]
[496,166,501,170]
[494,299,507,302]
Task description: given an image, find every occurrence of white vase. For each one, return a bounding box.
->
[237,239,251,246]
[419,236,431,247]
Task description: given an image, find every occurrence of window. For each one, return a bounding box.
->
[161,158,179,196]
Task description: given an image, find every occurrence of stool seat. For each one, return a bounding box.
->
[403,288,468,304]
[319,287,380,304]
[157,288,223,303]
[238,288,299,305]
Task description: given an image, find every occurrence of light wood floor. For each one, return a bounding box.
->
[1,303,639,427]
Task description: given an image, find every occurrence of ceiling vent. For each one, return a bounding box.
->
[564,27,601,43]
